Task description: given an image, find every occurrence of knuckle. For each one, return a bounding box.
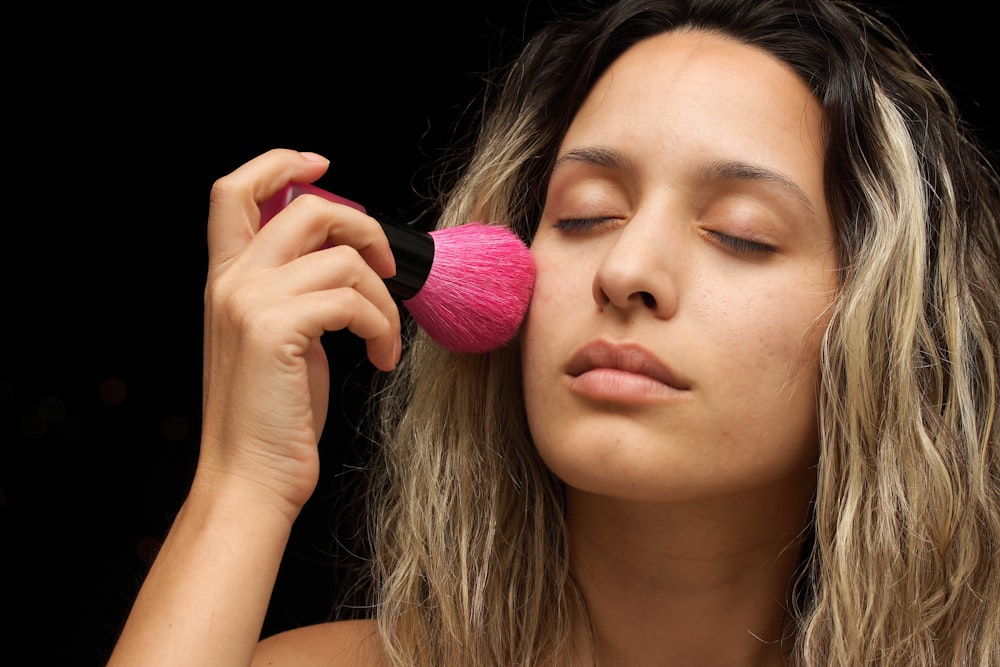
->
[209,174,243,205]
[327,243,363,263]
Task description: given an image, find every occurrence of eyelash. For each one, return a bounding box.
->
[708,231,777,255]
[553,219,776,257]
[552,217,616,232]
[556,219,775,254]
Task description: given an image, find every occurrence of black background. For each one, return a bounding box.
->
[2,3,996,664]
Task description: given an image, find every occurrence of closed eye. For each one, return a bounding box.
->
[553,217,620,233]
[707,230,777,255]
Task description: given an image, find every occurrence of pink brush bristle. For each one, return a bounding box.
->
[405,223,536,354]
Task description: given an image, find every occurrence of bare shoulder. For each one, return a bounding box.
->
[252,618,386,667]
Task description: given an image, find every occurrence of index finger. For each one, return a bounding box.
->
[206,149,331,269]
[251,194,398,281]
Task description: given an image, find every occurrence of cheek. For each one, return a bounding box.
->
[699,294,829,482]
[699,277,830,433]
[520,246,588,415]
[737,293,831,445]
[755,304,824,382]
[765,279,834,384]
[523,264,561,366]
[522,244,591,343]
[711,271,831,374]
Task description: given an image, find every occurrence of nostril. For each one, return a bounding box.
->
[639,291,656,308]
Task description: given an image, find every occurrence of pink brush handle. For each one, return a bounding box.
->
[259,183,435,300]
[258,182,367,224]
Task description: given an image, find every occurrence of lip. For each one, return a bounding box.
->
[564,339,692,402]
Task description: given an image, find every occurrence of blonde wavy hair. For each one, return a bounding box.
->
[342,1,1000,664]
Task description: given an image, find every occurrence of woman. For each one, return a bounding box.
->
[107,0,1000,664]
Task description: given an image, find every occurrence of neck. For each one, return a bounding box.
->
[565,475,814,666]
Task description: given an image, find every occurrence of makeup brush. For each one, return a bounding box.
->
[259,182,536,354]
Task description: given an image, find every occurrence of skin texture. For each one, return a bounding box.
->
[521,30,838,664]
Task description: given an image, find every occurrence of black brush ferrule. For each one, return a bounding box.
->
[378,220,435,300]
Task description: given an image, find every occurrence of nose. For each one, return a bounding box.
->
[592,211,680,319]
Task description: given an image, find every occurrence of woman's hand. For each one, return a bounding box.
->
[199,148,401,516]
[107,148,401,667]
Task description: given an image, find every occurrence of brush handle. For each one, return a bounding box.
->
[259,183,434,300]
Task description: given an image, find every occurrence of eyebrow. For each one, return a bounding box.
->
[552,147,818,222]
[553,146,634,171]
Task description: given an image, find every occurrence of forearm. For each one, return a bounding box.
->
[106,474,296,667]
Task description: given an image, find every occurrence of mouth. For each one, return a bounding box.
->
[565,339,692,392]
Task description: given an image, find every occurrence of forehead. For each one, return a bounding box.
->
[573,28,822,140]
[561,29,828,220]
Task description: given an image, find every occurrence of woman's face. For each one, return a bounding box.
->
[521,29,839,503]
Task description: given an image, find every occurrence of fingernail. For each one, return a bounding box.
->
[300,151,329,164]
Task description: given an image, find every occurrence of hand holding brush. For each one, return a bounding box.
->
[260,182,536,354]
